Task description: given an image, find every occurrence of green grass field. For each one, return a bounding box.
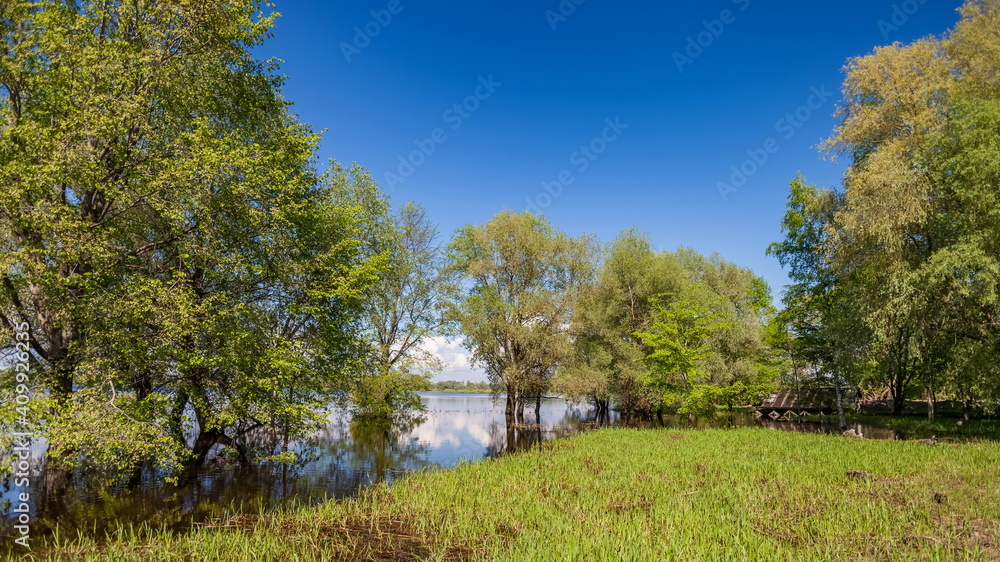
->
[27,428,1000,561]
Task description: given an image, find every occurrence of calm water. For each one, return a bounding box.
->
[0,392,965,541]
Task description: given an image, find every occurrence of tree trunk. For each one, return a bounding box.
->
[596,404,608,426]
[962,399,971,421]
[833,369,847,430]
[167,389,189,443]
[926,385,935,421]
[922,342,935,421]
[189,400,239,466]
[190,428,234,467]
[534,393,541,423]
[126,464,144,490]
[53,364,74,406]
[133,373,152,402]
[891,369,905,416]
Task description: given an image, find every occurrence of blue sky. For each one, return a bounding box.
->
[254,0,962,380]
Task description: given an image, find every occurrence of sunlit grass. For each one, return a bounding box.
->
[24,428,1000,561]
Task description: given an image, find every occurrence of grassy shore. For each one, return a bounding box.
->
[28,428,1000,561]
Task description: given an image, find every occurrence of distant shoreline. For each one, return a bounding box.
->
[418,390,492,394]
[418,391,564,399]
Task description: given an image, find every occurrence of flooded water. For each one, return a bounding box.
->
[0,392,978,542]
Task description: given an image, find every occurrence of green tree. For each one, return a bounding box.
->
[447,211,596,423]
[768,176,857,425]
[562,231,778,417]
[558,230,682,415]
[671,249,780,407]
[807,0,1000,418]
[331,167,457,418]
[634,283,733,413]
[0,1,382,477]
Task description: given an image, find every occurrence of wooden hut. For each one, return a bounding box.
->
[756,388,857,420]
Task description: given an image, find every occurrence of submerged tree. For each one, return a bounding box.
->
[557,229,777,417]
[330,166,457,419]
[447,211,596,423]
[557,230,681,415]
[0,1,384,478]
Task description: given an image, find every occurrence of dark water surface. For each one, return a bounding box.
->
[0,392,974,542]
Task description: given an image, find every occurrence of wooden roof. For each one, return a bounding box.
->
[757,388,856,411]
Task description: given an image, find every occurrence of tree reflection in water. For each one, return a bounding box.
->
[342,416,431,484]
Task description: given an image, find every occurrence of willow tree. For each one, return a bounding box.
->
[630,259,776,417]
[671,249,778,404]
[447,211,596,423]
[818,0,1000,417]
[557,230,777,417]
[329,164,457,419]
[0,1,382,477]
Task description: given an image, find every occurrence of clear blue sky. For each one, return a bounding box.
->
[254,1,961,379]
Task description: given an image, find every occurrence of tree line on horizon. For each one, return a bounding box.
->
[2,0,999,488]
[424,380,493,392]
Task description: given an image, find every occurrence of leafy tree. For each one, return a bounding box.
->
[558,230,681,414]
[790,0,1000,418]
[672,249,780,404]
[561,231,778,417]
[447,211,596,423]
[634,283,733,412]
[0,1,383,478]
[331,167,457,419]
[768,176,862,425]
[429,380,492,392]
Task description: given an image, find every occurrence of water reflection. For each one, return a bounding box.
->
[0,392,984,544]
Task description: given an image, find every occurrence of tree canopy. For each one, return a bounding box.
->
[770,0,1000,419]
[0,1,384,476]
[447,210,596,422]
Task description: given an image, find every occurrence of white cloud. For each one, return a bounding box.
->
[410,409,493,449]
[421,336,487,382]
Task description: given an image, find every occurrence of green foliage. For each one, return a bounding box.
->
[770,1,1000,417]
[447,211,597,419]
[0,1,386,480]
[428,380,492,392]
[351,370,430,419]
[562,229,778,416]
[329,165,455,420]
[260,450,297,464]
[635,283,733,394]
